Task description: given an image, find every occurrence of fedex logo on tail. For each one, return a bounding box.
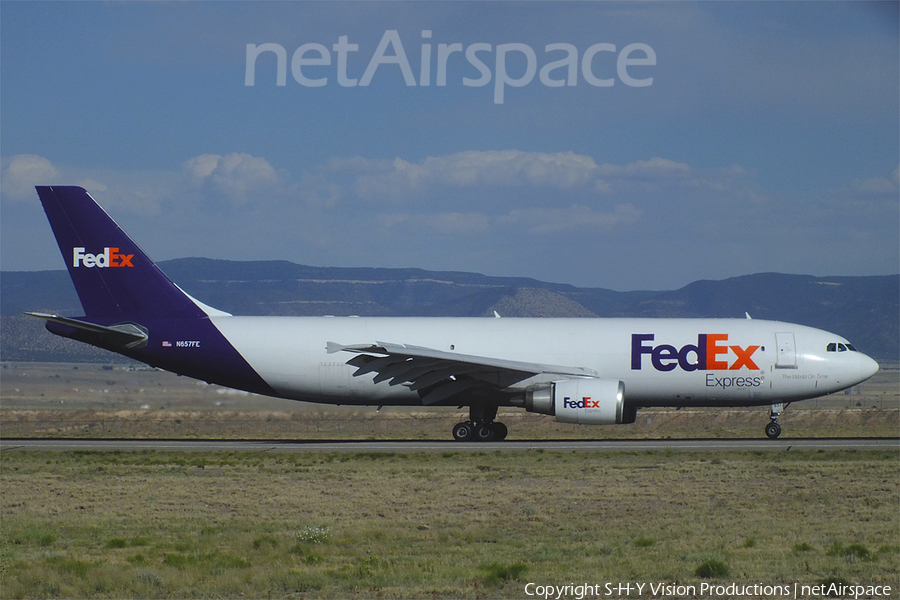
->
[631,333,760,372]
[72,247,134,268]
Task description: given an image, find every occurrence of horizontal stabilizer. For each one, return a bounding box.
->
[25,312,149,350]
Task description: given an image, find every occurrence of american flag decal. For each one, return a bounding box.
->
[162,341,172,347]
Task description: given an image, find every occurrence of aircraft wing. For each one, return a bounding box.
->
[327,341,596,405]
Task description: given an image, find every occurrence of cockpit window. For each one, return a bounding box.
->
[827,342,858,352]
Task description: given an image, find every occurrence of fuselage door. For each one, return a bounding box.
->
[775,332,797,369]
[319,361,350,397]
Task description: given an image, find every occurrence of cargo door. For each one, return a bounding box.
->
[319,362,350,397]
[775,332,797,369]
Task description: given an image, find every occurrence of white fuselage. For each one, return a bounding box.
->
[209,316,879,407]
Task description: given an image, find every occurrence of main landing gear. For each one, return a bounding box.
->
[765,402,787,439]
[452,403,508,442]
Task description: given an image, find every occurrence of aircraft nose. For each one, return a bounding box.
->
[860,353,880,381]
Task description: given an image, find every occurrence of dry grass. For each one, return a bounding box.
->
[1,449,898,598]
[3,406,899,441]
[2,362,898,440]
[2,362,898,597]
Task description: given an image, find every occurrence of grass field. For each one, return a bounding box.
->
[1,449,898,599]
[2,362,898,598]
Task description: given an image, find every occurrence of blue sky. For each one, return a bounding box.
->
[2,1,897,291]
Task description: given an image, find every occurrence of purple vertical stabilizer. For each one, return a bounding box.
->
[33,186,277,396]
[36,186,207,319]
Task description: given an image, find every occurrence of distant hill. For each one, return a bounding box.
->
[2,259,897,362]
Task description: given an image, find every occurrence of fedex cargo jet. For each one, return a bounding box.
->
[27,186,879,441]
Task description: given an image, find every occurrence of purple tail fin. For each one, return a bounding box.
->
[36,186,208,319]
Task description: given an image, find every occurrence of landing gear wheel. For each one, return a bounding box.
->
[765,422,782,439]
[452,421,474,442]
[490,422,508,441]
[474,423,496,442]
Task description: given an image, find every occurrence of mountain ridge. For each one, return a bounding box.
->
[2,259,896,361]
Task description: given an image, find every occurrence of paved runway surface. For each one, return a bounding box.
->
[1,438,896,453]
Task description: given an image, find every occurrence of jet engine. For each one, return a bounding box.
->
[523,379,634,424]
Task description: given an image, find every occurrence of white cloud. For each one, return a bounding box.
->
[431,150,599,189]
[600,157,692,179]
[182,154,221,184]
[592,157,757,198]
[848,174,899,196]
[1,155,59,201]
[817,164,900,209]
[810,165,900,225]
[293,172,344,208]
[378,203,641,237]
[341,150,601,201]
[182,153,280,205]
[319,150,752,204]
[310,151,762,211]
[298,150,774,242]
[77,179,108,194]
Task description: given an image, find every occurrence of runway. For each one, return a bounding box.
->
[1,437,896,453]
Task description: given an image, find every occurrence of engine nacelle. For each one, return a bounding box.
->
[524,379,631,425]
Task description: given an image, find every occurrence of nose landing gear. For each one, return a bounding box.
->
[765,403,787,439]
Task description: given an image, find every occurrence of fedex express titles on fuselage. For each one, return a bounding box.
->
[632,332,765,391]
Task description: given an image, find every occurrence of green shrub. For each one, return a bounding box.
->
[47,557,91,578]
[15,527,57,547]
[163,553,190,569]
[828,541,873,561]
[694,559,729,578]
[213,554,251,569]
[479,562,527,586]
[252,536,278,551]
[135,571,165,588]
[819,575,851,594]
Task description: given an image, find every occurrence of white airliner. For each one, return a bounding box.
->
[28,187,879,441]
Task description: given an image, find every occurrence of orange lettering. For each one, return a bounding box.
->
[729,345,760,370]
[706,334,729,370]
